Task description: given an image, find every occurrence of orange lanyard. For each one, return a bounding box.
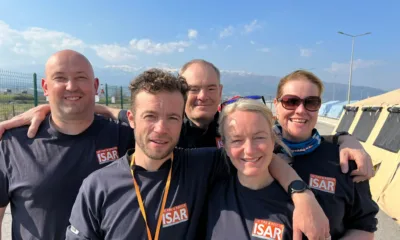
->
[130,153,173,240]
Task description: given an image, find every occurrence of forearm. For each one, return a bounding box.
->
[269,154,302,191]
[340,229,373,240]
[94,105,121,120]
[0,207,5,240]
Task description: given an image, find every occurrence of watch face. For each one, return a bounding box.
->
[292,180,306,191]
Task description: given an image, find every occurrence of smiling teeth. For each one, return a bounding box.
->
[242,157,260,162]
[291,119,306,123]
[65,97,80,100]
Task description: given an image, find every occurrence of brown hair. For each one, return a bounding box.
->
[276,70,325,98]
[179,59,221,84]
[129,68,189,112]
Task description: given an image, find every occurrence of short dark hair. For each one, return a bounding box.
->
[129,68,189,112]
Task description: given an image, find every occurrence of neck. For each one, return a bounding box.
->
[282,131,312,143]
[237,171,274,190]
[188,116,213,130]
[51,114,94,135]
[133,147,172,171]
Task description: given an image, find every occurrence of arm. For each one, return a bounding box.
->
[66,181,101,240]
[0,104,50,139]
[324,134,374,182]
[0,207,5,240]
[340,230,373,240]
[94,105,121,120]
[269,155,330,240]
[342,179,378,239]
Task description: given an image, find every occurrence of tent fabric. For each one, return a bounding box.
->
[319,100,339,116]
[326,100,359,119]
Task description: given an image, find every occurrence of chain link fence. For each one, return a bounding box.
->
[0,69,131,121]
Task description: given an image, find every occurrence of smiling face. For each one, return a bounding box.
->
[181,62,223,127]
[223,110,275,178]
[42,50,99,121]
[128,90,184,161]
[274,78,320,142]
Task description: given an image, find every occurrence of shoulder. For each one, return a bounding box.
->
[82,156,129,189]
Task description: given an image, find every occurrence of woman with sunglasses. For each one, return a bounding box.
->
[273,70,378,239]
[205,98,303,240]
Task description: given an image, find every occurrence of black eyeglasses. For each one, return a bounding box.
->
[277,95,321,112]
[220,95,266,111]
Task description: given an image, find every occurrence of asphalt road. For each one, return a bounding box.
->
[1,121,399,239]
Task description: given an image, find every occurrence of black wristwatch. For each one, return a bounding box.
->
[333,131,350,145]
[288,180,310,196]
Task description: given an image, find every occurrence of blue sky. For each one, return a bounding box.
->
[0,0,398,90]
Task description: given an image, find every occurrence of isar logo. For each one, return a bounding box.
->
[252,219,284,240]
[96,147,119,164]
[309,174,336,194]
[162,203,189,227]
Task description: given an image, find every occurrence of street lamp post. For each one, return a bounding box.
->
[338,31,371,104]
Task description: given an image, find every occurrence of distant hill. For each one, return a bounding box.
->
[0,67,387,103]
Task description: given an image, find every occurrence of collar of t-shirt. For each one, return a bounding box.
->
[46,113,102,139]
[183,112,220,136]
[126,149,173,172]
[235,175,291,202]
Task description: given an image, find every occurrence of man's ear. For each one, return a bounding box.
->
[94,78,100,92]
[219,84,223,97]
[127,110,135,129]
[42,78,49,96]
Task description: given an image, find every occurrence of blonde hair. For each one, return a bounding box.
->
[218,99,290,154]
[276,69,325,98]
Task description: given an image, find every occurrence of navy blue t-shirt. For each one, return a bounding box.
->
[0,114,133,240]
[284,140,379,238]
[206,176,295,240]
[66,148,229,240]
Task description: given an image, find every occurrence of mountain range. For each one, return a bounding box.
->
[95,67,387,103]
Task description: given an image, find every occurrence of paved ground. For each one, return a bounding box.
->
[1,121,399,239]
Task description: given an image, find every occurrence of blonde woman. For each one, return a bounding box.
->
[205,99,298,240]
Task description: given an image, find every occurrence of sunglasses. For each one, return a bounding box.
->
[277,95,321,112]
[220,95,266,111]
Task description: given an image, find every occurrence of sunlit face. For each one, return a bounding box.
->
[181,63,223,125]
[128,91,184,161]
[42,52,99,121]
[274,79,320,142]
[224,110,275,178]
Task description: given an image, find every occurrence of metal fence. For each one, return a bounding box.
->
[0,69,131,121]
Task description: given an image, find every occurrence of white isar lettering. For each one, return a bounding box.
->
[263,225,272,237]
[180,208,188,220]
[319,180,327,190]
[328,181,334,192]
[112,150,118,159]
[163,212,172,224]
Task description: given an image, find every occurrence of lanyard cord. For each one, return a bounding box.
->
[130,153,173,240]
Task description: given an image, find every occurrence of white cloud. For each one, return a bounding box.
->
[258,48,270,53]
[224,45,232,51]
[300,48,313,57]
[250,40,255,45]
[91,44,136,62]
[243,20,262,33]
[129,38,191,55]
[104,64,143,73]
[316,41,323,45]
[198,44,208,50]
[0,20,85,60]
[188,29,198,39]
[324,59,383,73]
[219,26,234,39]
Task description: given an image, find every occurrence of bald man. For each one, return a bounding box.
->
[0,50,133,240]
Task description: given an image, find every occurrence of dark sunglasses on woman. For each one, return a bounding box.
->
[277,95,322,112]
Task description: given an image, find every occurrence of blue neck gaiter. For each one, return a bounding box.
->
[273,125,321,157]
